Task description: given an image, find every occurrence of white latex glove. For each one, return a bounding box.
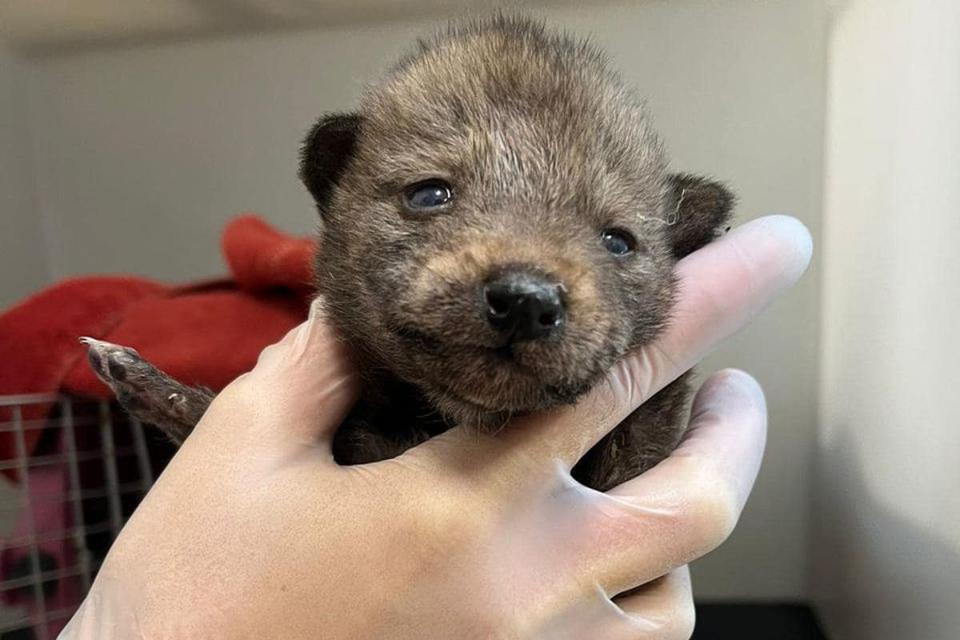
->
[62,215,811,640]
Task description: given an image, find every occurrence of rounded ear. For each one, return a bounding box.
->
[663,173,736,259]
[299,112,363,214]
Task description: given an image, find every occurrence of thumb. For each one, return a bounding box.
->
[220,298,360,447]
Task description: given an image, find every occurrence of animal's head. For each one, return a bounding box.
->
[301,17,733,427]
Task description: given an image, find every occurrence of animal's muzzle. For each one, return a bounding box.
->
[483,267,565,343]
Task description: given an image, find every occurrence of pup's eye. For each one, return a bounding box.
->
[402,180,454,211]
[601,229,637,256]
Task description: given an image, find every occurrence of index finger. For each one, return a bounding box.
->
[211,298,360,448]
[473,214,810,469]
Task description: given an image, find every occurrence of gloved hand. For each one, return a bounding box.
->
[62,215,811,640]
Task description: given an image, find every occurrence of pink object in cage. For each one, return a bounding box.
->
[1,454,82,639]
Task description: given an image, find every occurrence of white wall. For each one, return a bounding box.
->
[0,42,47,309]
[23,0,826,600]
[812,1,960,638]
[0,38,44,634]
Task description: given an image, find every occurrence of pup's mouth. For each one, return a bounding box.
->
[388,321,522,353]
[389,322,546,375]
[386,320,601,414]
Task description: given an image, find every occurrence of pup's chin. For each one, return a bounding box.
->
[426,389,514,431]
[417,356,600,432]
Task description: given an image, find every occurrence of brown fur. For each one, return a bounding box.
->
[86,16,734,491]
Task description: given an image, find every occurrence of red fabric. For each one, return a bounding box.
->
[224,214,316,294]
[0,214,315,479]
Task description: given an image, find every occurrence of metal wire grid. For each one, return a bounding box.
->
[0,393,167,639]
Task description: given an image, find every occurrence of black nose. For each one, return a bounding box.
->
[484,270,565,342]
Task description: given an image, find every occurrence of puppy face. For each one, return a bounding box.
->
[302,18,732,427]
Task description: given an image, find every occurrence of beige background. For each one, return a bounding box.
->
[811,1,960,639]
[0,46,48,309]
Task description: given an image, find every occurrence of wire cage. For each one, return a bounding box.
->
[0,393,175,640]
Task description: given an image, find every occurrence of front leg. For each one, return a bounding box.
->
[81,337,214,445]
[572,373,692,492]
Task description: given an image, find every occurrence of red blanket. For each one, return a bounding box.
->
[0,214,315,477]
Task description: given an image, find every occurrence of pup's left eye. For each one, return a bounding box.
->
[601,229,637,256]
[402,180,454,211]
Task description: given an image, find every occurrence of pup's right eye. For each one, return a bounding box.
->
[402,180,454,211]
[601,228,637,256]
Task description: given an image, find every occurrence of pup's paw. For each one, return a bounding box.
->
[79,337,211,444]
[82,337,146,387]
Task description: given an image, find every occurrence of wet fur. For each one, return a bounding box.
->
[86,17,733,491]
